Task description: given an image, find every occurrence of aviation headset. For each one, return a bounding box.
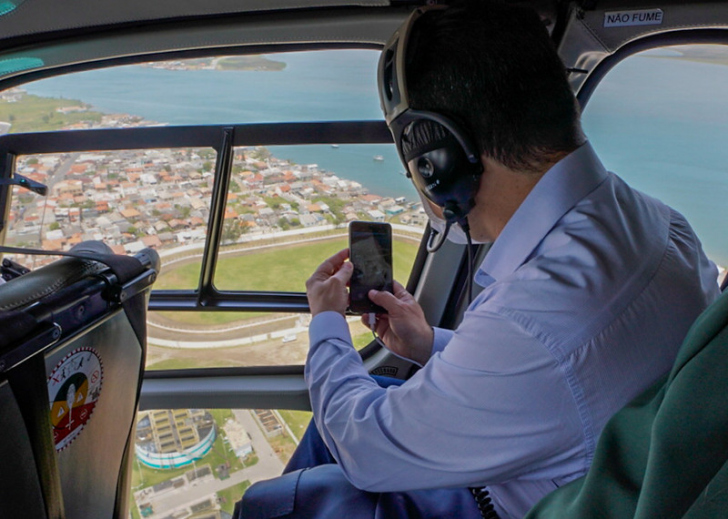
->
[377,5,483,231]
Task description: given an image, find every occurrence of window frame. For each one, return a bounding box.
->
[0,118,437,377]
[0,120,397,307]
[576,29,728,107]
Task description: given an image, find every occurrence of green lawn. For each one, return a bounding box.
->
[278,409,312,441]
[217,480,251,514]
[156,235,418,292]
[154,310,268,326]
[129,500,141,519]
[267,430,300,464]
[131,456,195,490]
[146,357,239,370]
[153,235,420,328]
[0,94,104,133]
[353,330,376,349]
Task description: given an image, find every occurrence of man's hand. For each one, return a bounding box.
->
[363,280,434,367]
[306,249,353,317]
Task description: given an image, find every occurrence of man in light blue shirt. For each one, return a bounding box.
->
[298,141,717,518]
[236,2,718,518]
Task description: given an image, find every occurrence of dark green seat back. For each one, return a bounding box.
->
[526,288,728,519]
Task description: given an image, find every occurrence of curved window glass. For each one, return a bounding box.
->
[13,51,383,129]
[1,49,425,369]
[583,44,728,273]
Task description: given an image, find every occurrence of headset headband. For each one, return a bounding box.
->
[377,4,479,165]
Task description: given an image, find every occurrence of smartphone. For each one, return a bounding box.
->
[348,221,393,314]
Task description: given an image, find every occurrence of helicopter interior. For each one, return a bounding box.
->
[1,1,728,518]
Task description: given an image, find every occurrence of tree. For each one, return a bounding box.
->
[221,221,243,243]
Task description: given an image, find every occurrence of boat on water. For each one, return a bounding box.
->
[331,144,339,148]
[373,155,384,161]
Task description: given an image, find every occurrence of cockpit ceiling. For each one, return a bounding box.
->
[0,0,390,42]
[0,6,407,88]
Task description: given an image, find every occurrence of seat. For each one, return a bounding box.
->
[0,241,159,519]
[526,286,728,519]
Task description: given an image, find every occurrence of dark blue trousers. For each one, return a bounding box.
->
[233,376,481,519]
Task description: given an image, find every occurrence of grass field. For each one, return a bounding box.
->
[156,235,418,292]
[217,480,252,514]
[153,235,420,327]
[145,356,240,370]
[154,310,269,326]
[0,94,104,133]
[278,409,313,441]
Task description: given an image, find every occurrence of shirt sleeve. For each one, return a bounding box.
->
[431,326,453,356]
[305,309,585,492]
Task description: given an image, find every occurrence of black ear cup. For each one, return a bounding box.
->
[401,120,482,224]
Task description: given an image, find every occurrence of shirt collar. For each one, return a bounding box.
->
[476,142,608,286]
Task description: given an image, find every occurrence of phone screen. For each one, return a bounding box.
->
[349,221,393,314]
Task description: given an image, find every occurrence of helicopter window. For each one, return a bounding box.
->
[0,49,425,370]
[213,144,422,293]
[582,44,728,279]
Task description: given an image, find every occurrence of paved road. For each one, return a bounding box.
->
[234,409,285,476]
[46,152,81,191]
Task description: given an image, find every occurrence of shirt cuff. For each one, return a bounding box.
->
[431,326,454,356]
[309,311,353,349]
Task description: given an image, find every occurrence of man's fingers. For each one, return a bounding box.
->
[392,279,406,293]
[331,260,353,284]
[372,281,412,303]
[310,249,349,282]
[313,248,349,275]
[361,313,371,329]
[368,288,401,312]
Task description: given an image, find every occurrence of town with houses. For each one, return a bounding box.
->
[3,89,426,268]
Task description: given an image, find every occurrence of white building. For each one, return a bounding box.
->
[367,209,386,222]
[223,419,253,458]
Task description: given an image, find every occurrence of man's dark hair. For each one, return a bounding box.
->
[406,0,584,173]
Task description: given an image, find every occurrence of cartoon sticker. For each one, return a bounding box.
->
[47,347,103,451]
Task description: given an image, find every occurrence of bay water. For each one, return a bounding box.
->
[23,49,728,264]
